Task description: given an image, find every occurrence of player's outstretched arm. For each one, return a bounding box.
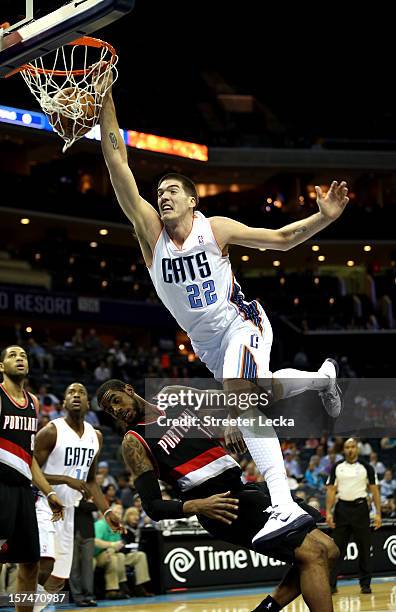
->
[99,91,162,262]
[211,180,349,251]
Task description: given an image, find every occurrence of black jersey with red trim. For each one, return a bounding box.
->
[126,405,241,498]
[0,384,38,485]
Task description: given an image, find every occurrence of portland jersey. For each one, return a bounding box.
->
[126,404,241,496]
[38,419,99,507]
[148,211,264,347]
[0,383,38,485]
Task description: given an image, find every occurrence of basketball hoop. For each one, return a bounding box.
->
[10,36,118,152]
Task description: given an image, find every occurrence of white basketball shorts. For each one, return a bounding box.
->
[36,496,75,579]
[194,305,273,381]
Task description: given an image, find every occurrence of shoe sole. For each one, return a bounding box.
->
[252,513,315,550]
[321,358,343,418]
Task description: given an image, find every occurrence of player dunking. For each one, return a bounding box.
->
[0,346,63,612]
[99,74,348,544]
[97,379,339,612]
[33,382,122,609]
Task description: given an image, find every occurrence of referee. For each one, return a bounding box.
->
[326,437,382,594]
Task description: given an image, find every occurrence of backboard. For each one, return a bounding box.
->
[0,0,135,77]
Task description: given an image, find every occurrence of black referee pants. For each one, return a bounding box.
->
[330,499,372,588]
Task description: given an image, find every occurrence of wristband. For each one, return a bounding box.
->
[104,508,112,517]
[47,491,56,499]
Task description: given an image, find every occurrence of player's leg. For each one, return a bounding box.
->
[249,307,342,416]
[13,486,41,612]
[35,497,55,588]
[44,507,75,594]
[199,487,334,612]
[294,531,334,612]
[222,327,313,543]
[16,562,39,612]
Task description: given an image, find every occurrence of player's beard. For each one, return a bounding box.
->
[5,370,27,385]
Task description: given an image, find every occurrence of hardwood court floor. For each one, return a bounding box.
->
[66,579,396,612]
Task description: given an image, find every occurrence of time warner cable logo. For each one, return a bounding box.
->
[384,535,396,565]
[164,548,196,582]
[164,546,285,582]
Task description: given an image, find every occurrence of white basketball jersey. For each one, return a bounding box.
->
[148,211,264,348]
[40,418,99,507]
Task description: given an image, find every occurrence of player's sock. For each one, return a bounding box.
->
[253,595,282,611]
[238,420,293,506]
[272,367,329,399]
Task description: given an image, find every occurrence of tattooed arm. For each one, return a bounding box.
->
[122,434,239,524]
[99,91,162,266]
[210,181,349,252]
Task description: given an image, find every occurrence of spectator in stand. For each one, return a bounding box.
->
[96,473,105,490]
[369,452,386,478]
[304,437,319,450]
[108,341,128,378]
[72,328,85,350]
[84,328,103,353]
[40,395,57,417]
[37,384,59,408]
[242,460,259,483]
[123,508,140,545]
[380,469,396,502]
[98,461,118,488]
[118,474,134,509]
[284,450,302,479]
[27,337,54,371]
[37,414,50,431]
[286,468,299,491]
[84,407,101,428]
[358,439,373,460]
[320,450,343,477]
[103,484,121,507]
[132,494,154,528]
[380,437,396,449]
[94,505,153,598]
[94,361,111,383]
[305,458,324,490]
[48,401,65,420]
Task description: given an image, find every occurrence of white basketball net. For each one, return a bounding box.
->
[19,40,118,152]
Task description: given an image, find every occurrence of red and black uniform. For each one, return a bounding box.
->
[0,383,40,563]
[129,405,320,562]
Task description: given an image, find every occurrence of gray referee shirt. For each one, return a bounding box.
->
[327,459,377,501]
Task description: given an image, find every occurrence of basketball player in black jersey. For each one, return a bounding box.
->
[97,379,338,612]
[0,346,63,612]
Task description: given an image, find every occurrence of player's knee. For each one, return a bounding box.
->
[19,562,39,581]
[327,539,340,563]
[295,535,328,566]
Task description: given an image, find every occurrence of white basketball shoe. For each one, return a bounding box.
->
[318,358,343,418]
[252,502,314,551]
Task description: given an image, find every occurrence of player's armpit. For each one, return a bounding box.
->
[122,434,154,480]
